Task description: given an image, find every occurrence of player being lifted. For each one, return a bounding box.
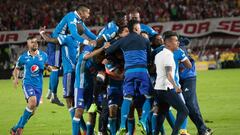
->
[45,4,97,107]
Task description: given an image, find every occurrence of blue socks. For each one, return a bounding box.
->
[49,70,59,94]
[72,117,80,135]
[109,118,117,135]
[166,110,176,129]
[127,118,135,135]
[181,118,188,130]
[14,107,33,130]
[80,116,87,132]
[87,122,94,135]
[120,98,132,129]
[151,113,158,134]
[140,97,151,128]
[69,107,75,119]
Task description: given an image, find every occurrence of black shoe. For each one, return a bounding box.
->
[10,127,16,135]
[50,97,64,106]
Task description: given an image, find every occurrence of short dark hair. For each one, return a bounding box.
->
[115,11,126,22]
[27,35,36,40]
[129,8,140,15]
[162,31,178,41]
[128,20,139,32]
[77,4,89,11]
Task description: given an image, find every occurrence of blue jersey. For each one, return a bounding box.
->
[140,24,158,37]
[179,58,196,80]
[97,21,119,41]
[173,48,188,86]
[74,46,95,89]
[57,35,78,74]
[16,50,48,89]
[52,11,96,43]
[106,32,151,71]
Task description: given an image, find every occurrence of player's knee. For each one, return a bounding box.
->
[96,71,106,85]
[28,96,37,109]
[109,105,118,117]
[152,105,159,114]
[65,98,74,109]
[75,108,84,118]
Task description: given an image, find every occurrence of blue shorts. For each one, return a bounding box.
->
[63,72,75,98]
[22,85,42,106]
[107,85,123,107]
[47,42,61,67]
[123,69,151,97]
[74,88,93,109]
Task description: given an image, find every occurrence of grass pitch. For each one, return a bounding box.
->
[0,69,240,135]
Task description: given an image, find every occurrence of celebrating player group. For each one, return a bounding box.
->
[10,4,213,135]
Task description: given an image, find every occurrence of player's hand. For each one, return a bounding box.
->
[175,87,182,93]
[89,40,96,47]
[46,66,52,72]
[39,26,46,34]
[103,42,110,50]
[101,58,108,65]
[13,78,19,89]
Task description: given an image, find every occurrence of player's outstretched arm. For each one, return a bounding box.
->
[39,26,59,44]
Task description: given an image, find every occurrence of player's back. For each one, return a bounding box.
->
[118,32,150,69]
[52,11,80,37]
[97,21,119,41]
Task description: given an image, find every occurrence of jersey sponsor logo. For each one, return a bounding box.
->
[31,65,39,73]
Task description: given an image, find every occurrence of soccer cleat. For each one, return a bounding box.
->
[117,128,126,135]
[88,103,98,113]
[180,129,190,135]
[46,91,52,99]
[50,97,64,106]
[15,128,23,135]
[10,128,16,135]
[198,128,213,135]
[137,121,147,135]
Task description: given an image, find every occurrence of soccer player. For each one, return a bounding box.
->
[40,25,87,134]
[10,36,48,135]
[104,26,129,135]
[105,20,152,135]
[96,11,127,48]
[179,38,213,135]
[129,10,158,38]
[153,31,189,135]
[46,4,97,106]
[73,43,110,135]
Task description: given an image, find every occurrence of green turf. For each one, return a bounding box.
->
[0,69,240,135]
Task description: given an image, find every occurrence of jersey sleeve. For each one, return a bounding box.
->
[97,22,118,41]
[140,24,158,37]
[178,48,188,62]
[82,22,97,40]
[16,55,24,69]
[164,52,174,67]
[67,14,89,44]
[57,35,68,45]
[44,52,48,64]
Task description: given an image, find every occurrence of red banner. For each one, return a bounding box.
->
[0,17,239,45]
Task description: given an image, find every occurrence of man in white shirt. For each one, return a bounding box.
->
[152,31,189,135]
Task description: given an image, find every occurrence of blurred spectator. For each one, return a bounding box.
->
[0,0,239,31]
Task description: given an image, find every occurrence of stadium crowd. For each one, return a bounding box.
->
[0,0,240,31]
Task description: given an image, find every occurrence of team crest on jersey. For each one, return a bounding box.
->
[31,65,39,73]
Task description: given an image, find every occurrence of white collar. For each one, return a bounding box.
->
[27,50,39,56]
[74,11,81,19]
